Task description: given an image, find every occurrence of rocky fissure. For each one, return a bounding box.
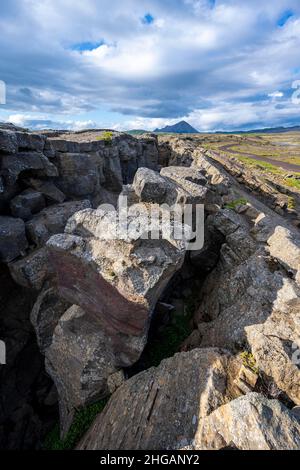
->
[1,125,300,450]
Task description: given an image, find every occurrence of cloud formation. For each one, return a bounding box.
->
[0,0,300,131]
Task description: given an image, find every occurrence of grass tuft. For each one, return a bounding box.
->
[96,131,113,144]
[43,398,109,451]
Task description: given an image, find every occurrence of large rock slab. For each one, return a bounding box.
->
[1,151,58,185]
[10,189,45,221]
[78,348,236,450]
[246,296,300,405]
[189,209,300,405]
[31,287,70,354]
[195,393,300,450]
[0,216,28,262]
[160,166,207,187]
[45,305,120,436]
[267,226,300,278]
[52,152,105,198]
[26,200,91,246]
[9,247,53,290]
[24,178,66,204]
[47,206,188,366]
[133,168,172,204]
[0,129,18,153]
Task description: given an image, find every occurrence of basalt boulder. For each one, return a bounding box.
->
[78,348,237,450]
[47,206,189,367]
[195,393,300,450]
[45,305,122,437]
[26,200,91,247]
[0,216,28,262]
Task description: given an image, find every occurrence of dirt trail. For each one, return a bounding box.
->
[219,144,300,173]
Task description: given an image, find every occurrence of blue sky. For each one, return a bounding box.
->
[0,0,300,132]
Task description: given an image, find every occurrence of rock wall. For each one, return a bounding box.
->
[1,127,300,450]
[0,126,160,447]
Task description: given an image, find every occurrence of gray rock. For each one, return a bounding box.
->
[195,393,300,450]
[47,206,188,367]
[9,247,53,290]
[78,348,236,450]
[133,168,170,204]
[267,226,300,277]
[0,129,18,153]
[246,290,300,405]
[0,216,28,262]
[15,132,46,152]
[10,189,45,220]
[31,287,70,354]
[52,152,105,198]
[45,305,119,437]
[24,178,66,203]
[160,166,207,187]
[26,200,91,246]
[1,151,58,185]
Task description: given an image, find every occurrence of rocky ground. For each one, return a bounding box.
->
[1,124,300,450]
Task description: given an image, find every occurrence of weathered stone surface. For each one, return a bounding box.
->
[250,213,277,242]
[196,251,287,349]
[195,393,300,450]
[8,247,53,290]
[24,178,66,203]
[133,168,171,204]
[1,151,58,185]
[45,305,119,436]
[10,189,45,220]
[31,287,70,354]
[160,165,209,206]
[15,132,46,152]
[0,129,18,153]
[190,208,300,405]
[52,152,105,198]
[0,216,28,262]
[160,166,207,187]
[26,200,91,246]
[192,150,230,195]
[78,348,235,450]
[246,296,300,405]
[47,206,188,366]
[267,226,300,277]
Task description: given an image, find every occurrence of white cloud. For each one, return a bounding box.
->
[1,0,300,130]
[268,91,284,99]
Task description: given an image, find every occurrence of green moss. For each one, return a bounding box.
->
[140,292,197,370]
[43,398,109,451]
[225,198,248,210]
[240,351,259,374]
[288,196,296,210]
[285,178,300,191]
[96,131,113,144]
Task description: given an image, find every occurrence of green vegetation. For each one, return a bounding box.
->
[96,131,113,144]
[285,177,300,191]
[127,129,148,135]
[140,292,197,369]
[240,351,259,374]
[225,198,248,210]
[43,398,108,450]
[288,196,296,210]
[235,155,300,190]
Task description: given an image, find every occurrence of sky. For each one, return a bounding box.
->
[0,0,300,132]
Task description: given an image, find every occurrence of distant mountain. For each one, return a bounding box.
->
[216,125,300,134]
[154,121,199,134]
